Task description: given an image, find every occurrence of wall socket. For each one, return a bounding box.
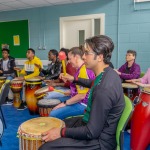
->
[38,46,42,50]
[42,46,46,50]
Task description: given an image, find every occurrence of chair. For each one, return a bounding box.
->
[116,95,134,150]
[0,81,10,128]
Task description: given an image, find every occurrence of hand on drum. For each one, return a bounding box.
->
[15,77,24,80]
[14,67,21,72]
[64,90,71,96]
[44,80,57,86]
[59,73,74,83]
[0,70,3,74]
[52,102,66,110]
[41,127,61,142]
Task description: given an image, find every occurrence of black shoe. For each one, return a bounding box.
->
[3,98,13,105]
[17,103,27,110]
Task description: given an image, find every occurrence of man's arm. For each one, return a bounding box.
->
[63,86,112,140]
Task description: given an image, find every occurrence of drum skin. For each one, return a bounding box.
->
[18,117,64,150]
[25,81,42,115]
[131,92,150,150]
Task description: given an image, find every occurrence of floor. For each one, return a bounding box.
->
[0,104,150,150]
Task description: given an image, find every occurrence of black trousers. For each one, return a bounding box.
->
[39,117,101,150]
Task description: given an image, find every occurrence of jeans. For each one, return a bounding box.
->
[50,102,86,120]
[44,86,69,99]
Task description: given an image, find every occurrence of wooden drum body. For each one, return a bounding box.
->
[18,117,64,150]
[131,88,150,150]
[122,83,139,101]
[37,99,61,117]
[10,79,23,108]
[25,78,42,115]
[0,76,6,89]
[34,86,49,100]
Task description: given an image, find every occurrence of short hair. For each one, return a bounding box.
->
[85,35,114,64]
[127,50,137,58]
[28,48,35,55]
[49,49,58,57]
[2,48,9,54]
[60,48,69,60]
[69,47,84,58]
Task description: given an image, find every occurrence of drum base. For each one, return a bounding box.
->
[13,93,21,108]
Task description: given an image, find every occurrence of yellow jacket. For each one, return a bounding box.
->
[20,56,43,79]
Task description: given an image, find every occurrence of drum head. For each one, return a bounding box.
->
[35,86,48,95]
[25,78,41,82]
[122,83,138,88]
[19,117,63,136]
[0,76,6,80]
[11,79,23,84]
[37,99,61,108]
[142,87,150,94]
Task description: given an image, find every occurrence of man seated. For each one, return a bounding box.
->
[48,47,95,119]
[0,48,16,103]
[39,35,125,150]
[115,50,141,82]
[38,49,62,80]
[14,48,43,109]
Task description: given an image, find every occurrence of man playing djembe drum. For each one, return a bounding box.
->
[39,35,125,150]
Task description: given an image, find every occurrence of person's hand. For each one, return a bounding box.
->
[41,128,61,142]
[52,102,66,110]
[44,80,57,86]
[14,67,21,72]
[35,76,45,80]
[59,73,74,83]
[126,80,133,83]
[114,69,121,75]
[132,82,144,87]
[0,70,3,74]
[64,90,71,96]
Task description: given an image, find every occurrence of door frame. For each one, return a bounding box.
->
[59,13,105,48]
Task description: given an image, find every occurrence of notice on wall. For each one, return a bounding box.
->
[13,35,20,46]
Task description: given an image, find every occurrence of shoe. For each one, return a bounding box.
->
[3,98,13,105]
[17,103,27,110]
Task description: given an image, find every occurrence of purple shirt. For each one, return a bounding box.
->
[118,62,141,80]
[140,68,150,84]
[70,64,95,105]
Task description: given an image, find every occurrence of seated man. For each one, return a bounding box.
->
[115,50,141,82]
[49,47,95,119]
[39,49,62,80]
[0,48,16,80]
[39,35,125,150]
[0,48,16,103]
[44,48,76,99]
[14,48,43,109]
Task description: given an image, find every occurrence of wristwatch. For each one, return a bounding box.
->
[63,101,68,105]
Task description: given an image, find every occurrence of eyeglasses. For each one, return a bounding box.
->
[84,51,95,55]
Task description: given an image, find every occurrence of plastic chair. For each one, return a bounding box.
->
[116,95,134,150]
[0,81,10,128]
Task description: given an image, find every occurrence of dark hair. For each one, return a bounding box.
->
[49,49,58,57]
[60,48,69,60]
[28,48,35,55]
[85,35,114,64]
[2,48,9,54]
[127,50,137,58]
[69,47,84,58]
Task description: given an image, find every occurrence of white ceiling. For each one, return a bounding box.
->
[0,0,97,12]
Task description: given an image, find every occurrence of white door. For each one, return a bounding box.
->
[60,14,105,49]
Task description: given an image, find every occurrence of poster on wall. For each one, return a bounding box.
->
[13,35,20,46]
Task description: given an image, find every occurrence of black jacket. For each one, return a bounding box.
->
[0,56,16,77]
[65,67,125,150]
[41,59,62,80]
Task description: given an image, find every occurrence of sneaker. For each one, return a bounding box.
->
[17,103,27,110]
[3,98,13,105]
[127,129,131,134]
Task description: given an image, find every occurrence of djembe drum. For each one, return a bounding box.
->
[25,78,42,115]
[37,99,61,117]
[122,83,139,101]
[10,79,23,108]
[34,86,49,100]
[131,87,150,150]
[0,76,6,89]
[17,117,64,150]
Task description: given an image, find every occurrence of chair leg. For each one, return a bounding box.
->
[0,108,6,128]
